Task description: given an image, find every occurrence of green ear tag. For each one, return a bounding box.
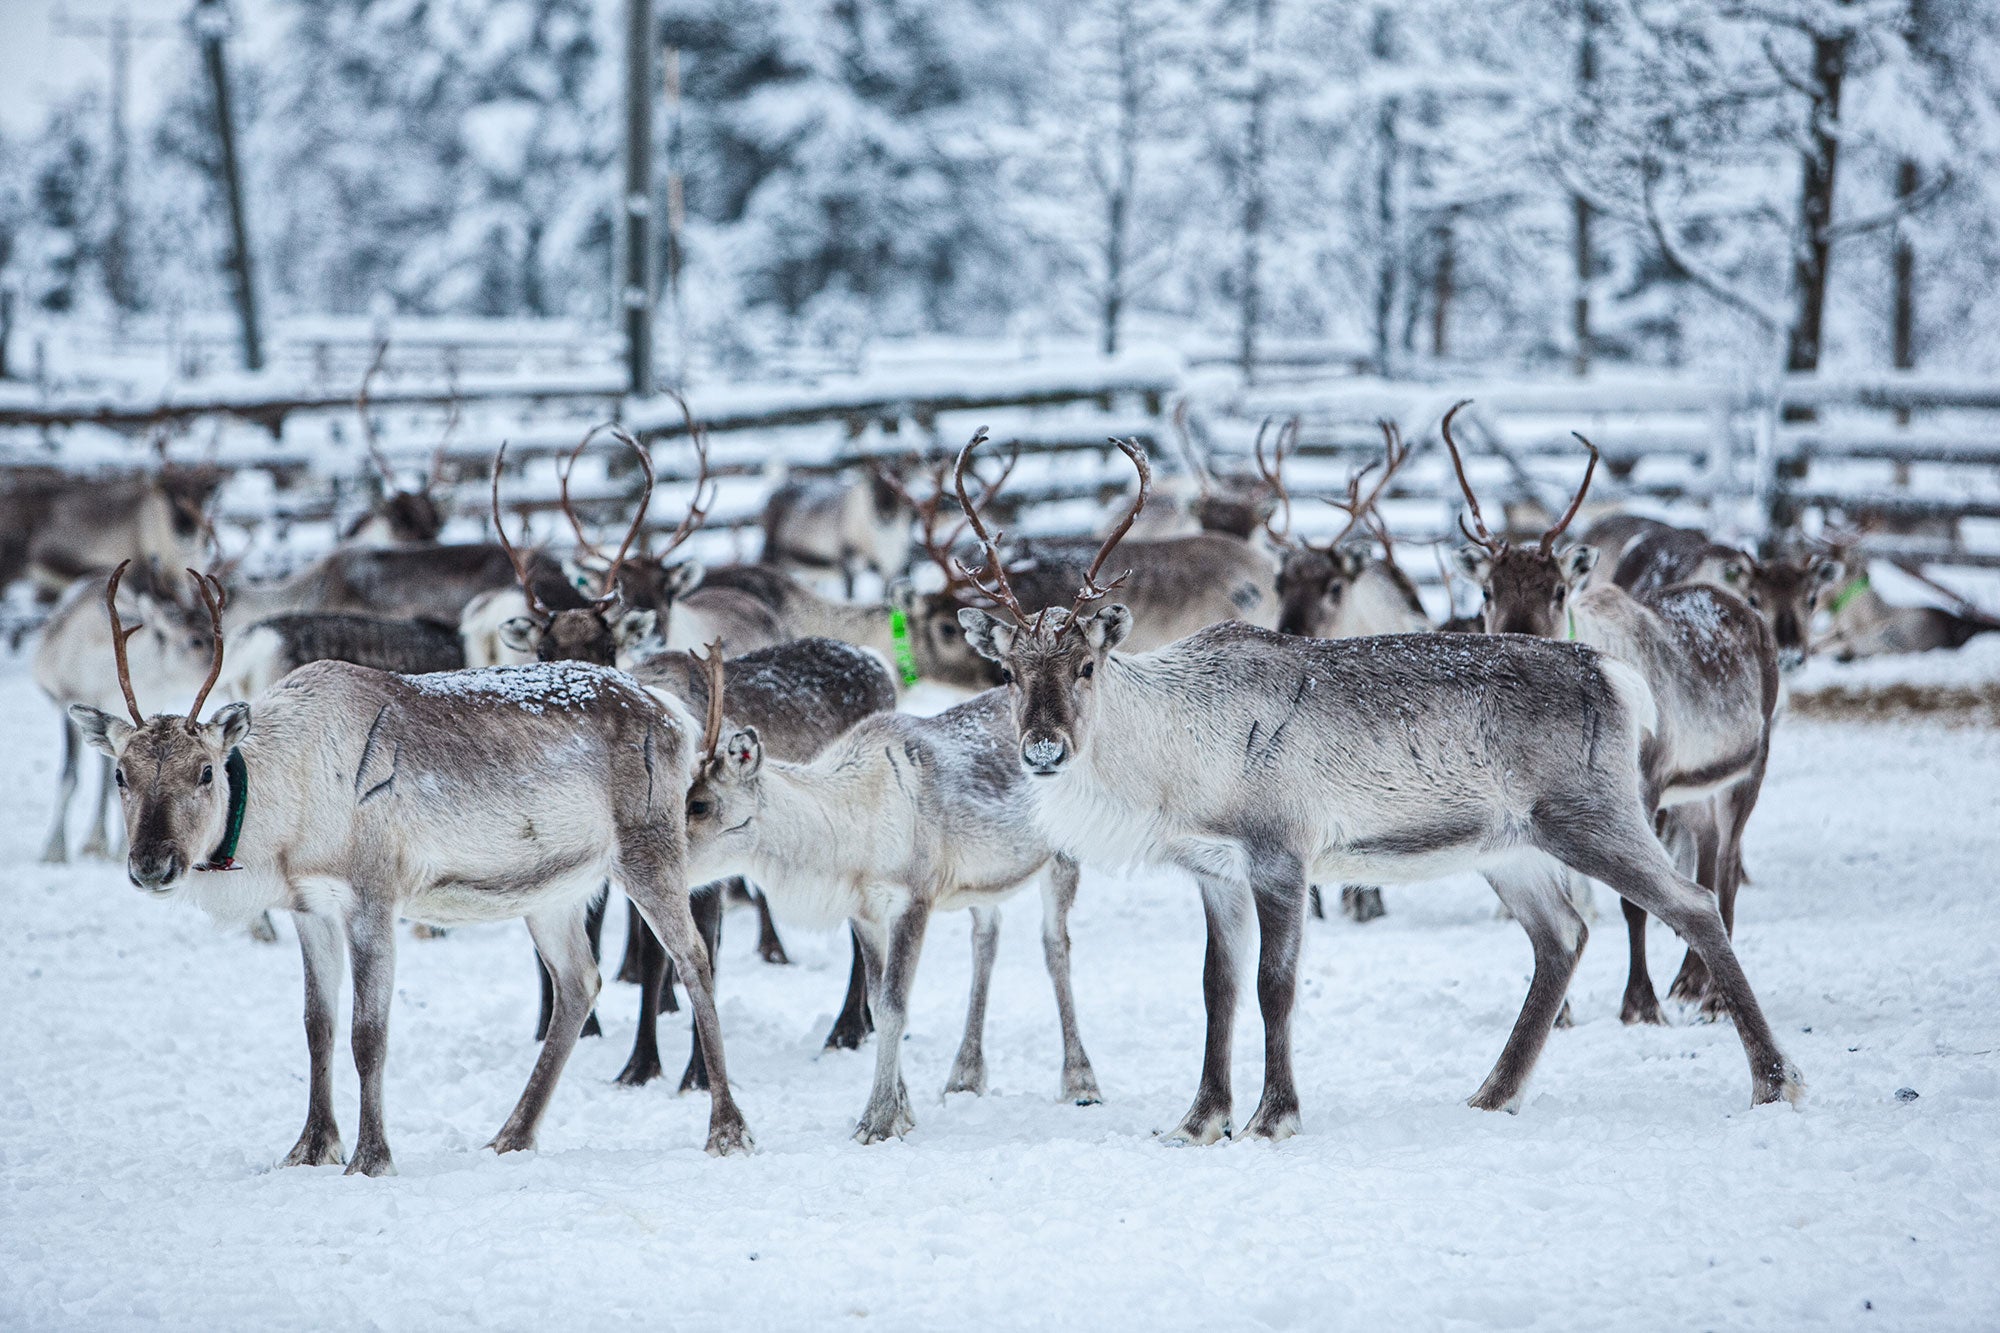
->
[1829,573,1871,615]
[888,608,920,687]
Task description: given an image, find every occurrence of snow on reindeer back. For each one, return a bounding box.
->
[406,661,628,715]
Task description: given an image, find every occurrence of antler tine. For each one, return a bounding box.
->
[1169,398,1215,490]
[1439,399,1501,552]
[355,338,396,484]
[655,392,716,562]
[1255,414,1295,545]
[490,442,551,618]
[427,375,461,490]
[692,637,727,763]
[1538,431,1600,554]
[182,567,228,730]
[558,423,618,562]
[951,427,1032,625]
[104,559,147,726]
[594,426,656,604]
[1067,436,1150,626]
[1332,419,1410,546]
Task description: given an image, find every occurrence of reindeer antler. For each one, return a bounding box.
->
[655,393,717,563]
[1539,433,1599,554]
[691,637,727,764]
[182,568,228,730]
[355,338,396,484]
[427,370,461,491]
[952,427,1035,627]
[559,424,658,606]
[886,445,1018,599]
[104,560,147,726]
[1066,437,1150,628]
[1254,416,1296,545]
[490,442,552,619]
[1440,399,1502,553]
[1320,420,1409,552]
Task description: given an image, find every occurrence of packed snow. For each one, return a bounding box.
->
[2,657,1997,1329]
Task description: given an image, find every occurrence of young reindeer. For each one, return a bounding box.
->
[956,433,1801,1142]
[683,494,1106,1139]
[1443,402,1781,1023]
[69,562,750,1173]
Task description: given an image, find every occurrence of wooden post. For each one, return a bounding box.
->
[1236,0,1273,384]
[1571,0,1599,377]
[194,0,263,372]
[663,43,685,390]
[622,0,656,397]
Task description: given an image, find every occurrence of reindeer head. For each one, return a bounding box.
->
[954,429,1149,776]
[347,340,453,546]
[1442,402,1601,639]
[491,418,699,666]
[1266,420,1409,638]
[1735,546,1843,670]
[877,446,1023,691]
[69,561,246,893]
[679,641,764,873]
[1169,402,1284,540]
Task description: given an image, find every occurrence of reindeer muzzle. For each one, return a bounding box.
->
[129,849,184,891]
[1021,735,1071,776]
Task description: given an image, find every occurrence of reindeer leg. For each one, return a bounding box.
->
[623,850,752,1155]
[1668,809,1723,1009]
[1548,816,1801,1108]
[281,909,346,1167]
[1041,855,1101,1105]
[1619,899,1663,1026]
[944,906,1000,1096]
[1341,885,1386,923]
[616,898,647,985]
[491,902,600,1154]
[854,898,928,1143]
[1470,858,1589,1112]
[1242,862,1307,1141]
[616,914,671,1088]
[1164,877,1242,1146]
[80,752,118,860]
[823,927,874,1050]
[343,895,398,1177]
[676,882,726,1093]
[749,884,790,965]
[38,714,79,864]
[580,888,606,1037]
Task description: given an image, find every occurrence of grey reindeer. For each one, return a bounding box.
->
[956,431,1801,1144]
[68,561,750,1174]
[1443,405,1781,1023]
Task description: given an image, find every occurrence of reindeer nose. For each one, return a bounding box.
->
[1022,735,1070,775]
[1778,647,1807,673]
[130,850,182,891]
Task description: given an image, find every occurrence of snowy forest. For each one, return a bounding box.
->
[4,0,2000,381]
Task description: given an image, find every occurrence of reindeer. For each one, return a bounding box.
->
[20,463,222,602]
[1443,402,1781,1024]
[759,467,912,596]
[67,562,750,1173]
[684,640,1103,1143]
[1264,422,1431,642]
[34,563,221,862]
[342,343,453,546]
[221,613,466,700]
[955,430,1800,1141]
[1111,403,1285,541]
[1580,514,1840,672]
[622,636,899,1089]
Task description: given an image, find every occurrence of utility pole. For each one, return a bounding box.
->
[52,5,172,325]
[662,42,686,391]
[193,0,263,371]
[1236,0,1273,385]
[1570,0,1599,377]
[621,0,656,396]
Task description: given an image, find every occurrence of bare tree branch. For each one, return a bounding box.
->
[1826,170,1953,240]
[1641,166,1787,332]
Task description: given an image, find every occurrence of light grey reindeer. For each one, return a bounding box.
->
[1443,405,1781,1024]
[759,467,911,596]
[956,433,1801,1144]
[68,563,750,1174]
[34,564,222,863]
[684,538,1104,1142]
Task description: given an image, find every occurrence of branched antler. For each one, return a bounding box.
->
[951,427,1034,626]
[355,338,395,484]
[490,442,552,619]
[1540,433,1599,553]
[104,559,146,726]
[1254,416,1296,545]
[559,424,658,605]
[1320,420,1409,551]
[884,444,1018,598]
[427,371,461,491]
[654,393,717,564]
[1067,437,1150,627]
[183,568,228,730]
[1440,399,1501,552]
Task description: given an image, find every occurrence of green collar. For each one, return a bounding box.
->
[1828,573,1870,615]
[196,748,248,872]
[888,607,920,687]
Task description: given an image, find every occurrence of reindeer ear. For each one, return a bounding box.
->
[957,608,1014,661]
[206,701,252,750]
[70,705,135,757]
[1335,546,1368,580]
[613,608,658,651]
[1455,546,1491,584]
[720,727,763,779]
[664,560,706,599]
[887,578,917,614]
[1559,544,1598,586]
[1081,604,1133,654]
[499,617,543,654]
[1811,556,1842,590]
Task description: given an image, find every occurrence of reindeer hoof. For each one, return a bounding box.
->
[1553,999,1575,1030]
[615,1055,663,1088]
[343,1145,397,1177]
[1466,1085,1524,1114]
[854,1103,915,1144]
[758,943,792,966]
[705,1117,755,1156]
[1160,1108,1231,1146]
[1064,1072,1104,1106]
[1243,1106,1301,1141]
[823,1018,871,1051]
[486,1128,536,1156]
[1753,1061,1806,1108]
[281,1127,346,1168]
[247,912,280,944]
[1621,993,1666,1026]
[943,1058,986,1097]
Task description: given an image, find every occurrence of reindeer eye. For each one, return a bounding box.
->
[687,799,712,818]
[199,765,214,785]
[1079,661,1094,680]
[999,668,1015,685]
[114,769,128,789]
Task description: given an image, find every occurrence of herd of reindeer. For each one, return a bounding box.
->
[4,391,1986,1174]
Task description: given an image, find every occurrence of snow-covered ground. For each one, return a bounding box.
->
[2,655,1997,1331]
